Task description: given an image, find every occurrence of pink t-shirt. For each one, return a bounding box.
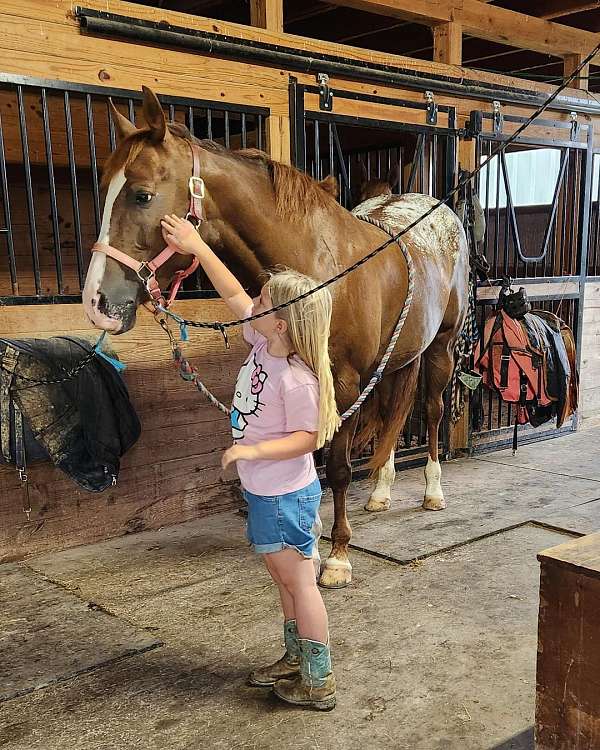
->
[230,313,320,496]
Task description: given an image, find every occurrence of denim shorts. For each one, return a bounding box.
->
[242,478,322,558]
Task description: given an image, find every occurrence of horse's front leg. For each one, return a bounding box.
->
[319,411,360,589]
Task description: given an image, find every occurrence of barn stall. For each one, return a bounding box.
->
[1,1,600,747]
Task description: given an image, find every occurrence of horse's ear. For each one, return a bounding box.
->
[358,159,368,183]
[108,99,136,143]
[141,86,167,143]
[387,162,401,191]
[319,175,339,198]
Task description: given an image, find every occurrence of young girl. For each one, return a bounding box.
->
[161,214,340,711]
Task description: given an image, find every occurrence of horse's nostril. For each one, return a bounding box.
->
[97,293,135,318]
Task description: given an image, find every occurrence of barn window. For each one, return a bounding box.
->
[479,147,562,208]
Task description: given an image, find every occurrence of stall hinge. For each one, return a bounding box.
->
[492,100,503,134]
[425,90,438,125]
[570,111,579,141]
[317,73,333,112]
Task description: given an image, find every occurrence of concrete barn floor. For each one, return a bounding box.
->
[1,428,599,750]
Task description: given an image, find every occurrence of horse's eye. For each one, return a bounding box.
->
[135,192,153,205]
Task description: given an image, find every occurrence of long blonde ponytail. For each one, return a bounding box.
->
[267,269,340,448]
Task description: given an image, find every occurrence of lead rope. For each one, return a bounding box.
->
[158,214,415,424]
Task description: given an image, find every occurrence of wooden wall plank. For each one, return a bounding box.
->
[0,298,248,560]
[582,280,600,421]
[0,12,289,115]
[0,0,595,103]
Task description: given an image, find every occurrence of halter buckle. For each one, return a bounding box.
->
[136,261,155,286]
[185,212,201,230]
[189,176,205,200]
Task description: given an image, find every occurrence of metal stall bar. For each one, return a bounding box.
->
[0,111,18,295]
[224,110,230,148]
[64,91,85,289]
[41,89,64,294]
[17,85,41,295]
[407,133,425,193]
[85,93,102,236]
[241,112,247,148]
[575,125,595,372]
[591,153,600,276]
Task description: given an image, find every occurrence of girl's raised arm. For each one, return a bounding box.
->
[161,214,252,318]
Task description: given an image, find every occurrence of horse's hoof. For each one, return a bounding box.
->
[364,496,391,512]
[318,559,352,589]
[422,495,446,511]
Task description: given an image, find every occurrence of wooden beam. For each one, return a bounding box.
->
[250,0,283,32]
[540,1,600,20]
[433,21,462,65]
[564,52,590,89]
[325,0,600,59]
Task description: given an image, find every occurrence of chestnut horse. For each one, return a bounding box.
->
[83,88,469,588]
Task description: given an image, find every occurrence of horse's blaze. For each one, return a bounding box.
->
[82,169,127,332]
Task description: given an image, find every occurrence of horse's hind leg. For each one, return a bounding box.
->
[365,363,421,512]
[320,411,359,589]
[365,448,396,512]
[422,329,456,511]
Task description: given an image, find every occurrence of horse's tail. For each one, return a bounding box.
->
[365,358,421,473]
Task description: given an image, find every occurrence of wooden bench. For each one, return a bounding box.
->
[536,532,600,749]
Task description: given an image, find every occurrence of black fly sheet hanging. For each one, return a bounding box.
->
[0,337,140,492]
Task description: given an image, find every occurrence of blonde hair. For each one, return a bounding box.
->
[267,269,340,448]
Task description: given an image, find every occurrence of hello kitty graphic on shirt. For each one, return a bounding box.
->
[230,353,268,440]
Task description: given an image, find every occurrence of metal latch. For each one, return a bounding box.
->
[570,111,579,141]
[465,110,483,139]
[492,100,503,134]
[317,73,333,111]
[425,90,438,125]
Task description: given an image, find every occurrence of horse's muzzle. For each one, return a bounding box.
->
[84,292,137,334]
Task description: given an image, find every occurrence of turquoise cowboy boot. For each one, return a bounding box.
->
[273,638,336,711]
[248,619,301,687]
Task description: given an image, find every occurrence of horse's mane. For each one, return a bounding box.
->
[102,121,339,221]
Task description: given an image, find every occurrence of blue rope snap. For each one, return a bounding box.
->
[94,332,127,372]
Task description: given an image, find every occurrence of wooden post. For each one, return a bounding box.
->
[433,22,462,66]
[536,532,600,749]
[267,115,291,165]
[564,53,590,91]
[250,0,284,33]
[448,133,475,455]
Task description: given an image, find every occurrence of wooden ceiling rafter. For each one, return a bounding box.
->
[324,0,600,61]
[539,1,600,21]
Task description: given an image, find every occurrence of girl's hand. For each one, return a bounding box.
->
[222,444,256,470]
[160,214,208,256]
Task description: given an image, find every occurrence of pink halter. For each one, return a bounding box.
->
[91,142,204,308]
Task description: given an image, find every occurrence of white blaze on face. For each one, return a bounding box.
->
[82,168,127,329]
